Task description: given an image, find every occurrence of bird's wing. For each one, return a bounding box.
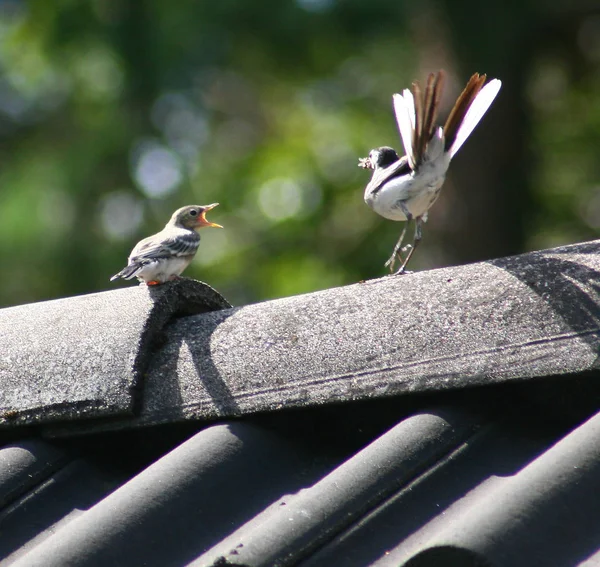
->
[129,230,200,263]
[365,155,411,197]
[448,78,501,158]
[393,90,416,169]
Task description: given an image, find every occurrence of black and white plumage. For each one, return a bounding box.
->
[359,71,502,274]
[110,204,222,285]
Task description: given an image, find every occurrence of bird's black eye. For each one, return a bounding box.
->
[189,209,198,216]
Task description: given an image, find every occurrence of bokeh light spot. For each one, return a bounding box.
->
[100,191,144,240]
[579,188,600,229]
[72,45,124,101]
[151,92,208,150]
[296,0,335,13]
[257,177,323,222]
[132,141,183,198]
[38,189,75,235]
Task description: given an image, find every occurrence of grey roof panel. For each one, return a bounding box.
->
[0,280,230,428]
[0,440,67,509]
[1,402,598,567]
[0,441,124,564]
[397,409,600,567]
[303,410,600,567]
[195,408,482,567]
[10,422,319,567]
[1,240,600,566]
[136,240,600,427]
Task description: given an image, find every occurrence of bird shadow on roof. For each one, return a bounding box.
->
[137,306,241,423]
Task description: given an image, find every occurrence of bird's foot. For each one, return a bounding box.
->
[384,245,413,273]
[392,267,413,276]
[145,280,162,286]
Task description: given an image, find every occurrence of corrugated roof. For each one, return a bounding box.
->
[1,240,600,566]
[2,400,599,566]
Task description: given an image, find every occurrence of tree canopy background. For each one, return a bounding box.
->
[0,0,598,307]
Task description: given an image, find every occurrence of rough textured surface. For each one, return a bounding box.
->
[305,409,600,567]
[1,241,600,565]
[3,400,599,567]
[0,440,67,509]
[0,279,230,428]
[137,240,600,426]
[8,423,316,567]
[194,409,481,567]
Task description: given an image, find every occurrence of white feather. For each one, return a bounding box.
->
[449,78,501,158]
[393,89,416,169]
[424,127,445,162]
[403,88,416,131]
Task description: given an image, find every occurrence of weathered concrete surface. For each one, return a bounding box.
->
[3,240,600,433]
[134,240,600,427]
[0,279,230,428]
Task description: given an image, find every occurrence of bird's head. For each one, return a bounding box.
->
[171,204,223,230]
[358,146,400,170]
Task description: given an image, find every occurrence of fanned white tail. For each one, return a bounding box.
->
[449,78,501,158]
[392,75,501,165]
[393,89,416,169]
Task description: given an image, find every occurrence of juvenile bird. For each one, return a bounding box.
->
[359,70,501,274]
[110,204,222,285]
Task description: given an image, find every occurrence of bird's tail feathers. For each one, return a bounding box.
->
[417,71,445,164]
[424,126,445,162]
[110,264,141,282]
[444,75,501,158]
[393,71,445,168]
[393,89,416,169]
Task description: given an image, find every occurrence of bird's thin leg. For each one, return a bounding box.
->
[384,202,413,273]
[394,216,423,275]
[384,223,409,272]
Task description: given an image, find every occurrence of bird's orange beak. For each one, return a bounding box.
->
[198,203,223,228]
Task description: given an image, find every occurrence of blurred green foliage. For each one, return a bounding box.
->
[0,0,598,307]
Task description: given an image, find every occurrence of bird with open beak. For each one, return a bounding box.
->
[110,204,222,285]
[359,70,501,274]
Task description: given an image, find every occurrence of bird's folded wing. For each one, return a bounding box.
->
[364,155,411,196]
[130,232,200,262]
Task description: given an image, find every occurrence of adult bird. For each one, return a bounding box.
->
[110,204,222,285]
[359,70,501,274]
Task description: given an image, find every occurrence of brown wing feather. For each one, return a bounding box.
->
[443,73,487,152]
[419,73,435,162]
[411,71,447,166]
[411,80,424,165]
[429,71,445,139]
[421,71,446,160]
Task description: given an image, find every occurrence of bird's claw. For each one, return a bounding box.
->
[384,257,396,271]
[384,242,414,273]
